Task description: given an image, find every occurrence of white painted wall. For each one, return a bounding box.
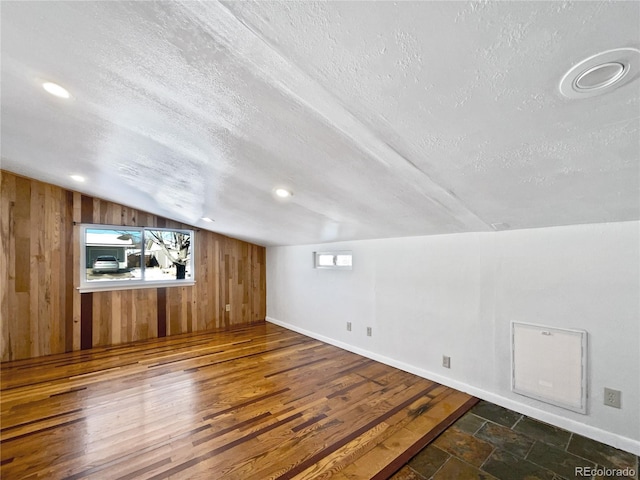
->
[266,221,640,454]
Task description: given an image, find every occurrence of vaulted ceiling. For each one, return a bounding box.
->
[1,1,639,246]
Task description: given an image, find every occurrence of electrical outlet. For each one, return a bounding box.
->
[442,355,451,368]
[366,327,372,337]
[347,322,352,331]
[225,304,230,312]
[604,388,621,408]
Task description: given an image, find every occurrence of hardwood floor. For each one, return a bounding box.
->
[1,323,476,479]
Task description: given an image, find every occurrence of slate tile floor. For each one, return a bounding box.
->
[392,400,639,480]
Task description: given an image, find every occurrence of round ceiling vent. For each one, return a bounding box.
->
[559,48,640,99]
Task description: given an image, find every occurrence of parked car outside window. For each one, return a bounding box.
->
[92,255,120,273]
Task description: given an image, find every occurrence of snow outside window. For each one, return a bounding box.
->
[79,224,195,292]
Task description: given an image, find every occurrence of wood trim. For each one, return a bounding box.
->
[64,191,74,352]
[14,177,30,294]
[157,287,167,338]
[80,293,93,350]
[80,195,93,223]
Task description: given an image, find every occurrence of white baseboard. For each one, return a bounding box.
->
[266,316,640,456]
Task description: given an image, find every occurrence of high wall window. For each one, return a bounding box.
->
[314,251,353,270]
[79,224,194,292]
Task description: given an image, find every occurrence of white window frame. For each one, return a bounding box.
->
[79,224,195,292]
[314,251,353,270]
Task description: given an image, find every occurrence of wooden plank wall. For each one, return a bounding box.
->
[0,171,267,361]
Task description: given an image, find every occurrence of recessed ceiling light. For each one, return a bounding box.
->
[42,82,71,99]
[70,174,85,182]
[274,188,293,198]
[559,48,640,99]
[201,217,215,222]
[574,63,625,90]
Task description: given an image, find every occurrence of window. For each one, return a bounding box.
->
[79,224,194,292]
[314,251,352,270]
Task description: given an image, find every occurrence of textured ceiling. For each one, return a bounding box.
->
[1,1,639,246]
